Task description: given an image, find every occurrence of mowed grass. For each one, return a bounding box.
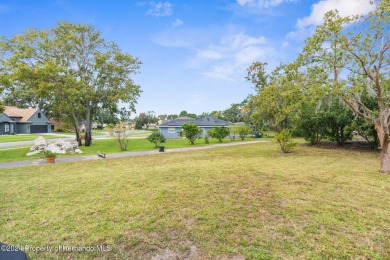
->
[0,137,254,162]
[0,142,389,259]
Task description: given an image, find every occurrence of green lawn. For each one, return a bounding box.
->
[0,137,254,162]
[0,134,70,143]
[0,142,388,259]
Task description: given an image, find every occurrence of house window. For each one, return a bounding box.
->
[5,124,9,132]
[168,128,176,134]
[38,112,41,118]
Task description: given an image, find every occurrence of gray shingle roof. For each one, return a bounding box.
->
[159,116,230,127]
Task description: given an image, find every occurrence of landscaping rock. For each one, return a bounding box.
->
[33,136,47,150]
[26,150,41,156]
[27,136,82,156]
[46,143,66,154]
[62,142,74,151]
[71,142,78,149]
[54,139,65,147]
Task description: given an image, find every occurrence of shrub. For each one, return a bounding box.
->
[110,122,129,151]
[298,109,327,145]
[180,123,203,145]
[96,125,104,130]
[274,129,297,153]
[228,125,239,141]
[208,126,230,142]
[351,117,379,149]
[237,125,253,140]
[147,131,166,148]
[42,150,57,158]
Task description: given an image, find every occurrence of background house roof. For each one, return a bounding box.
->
[0,113,15,123]
[159,116,230,127]
[159,118,196,127]
[195,116,230,126]
[4,106,39,123]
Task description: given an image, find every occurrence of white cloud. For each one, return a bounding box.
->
[281,41,290,48]
[237,0,296,8]
[190,33,273,81]
[172,18,183,27]
[297,0,375,28]
[288,0,375,40]
[153,27,282,82]
[196,49,224,60]
[146,1,172,17]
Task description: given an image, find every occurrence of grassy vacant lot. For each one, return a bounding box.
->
[0,138,252,163]
[0,142,388,259]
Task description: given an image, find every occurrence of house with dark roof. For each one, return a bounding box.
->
[158,116,231,138]
[0,106,52,135]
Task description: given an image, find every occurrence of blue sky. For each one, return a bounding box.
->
[0,0,375,116]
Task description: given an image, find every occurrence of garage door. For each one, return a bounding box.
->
[30,125,48,133]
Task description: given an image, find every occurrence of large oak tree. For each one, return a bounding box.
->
[0,21,141,146]
[301,3,390,172]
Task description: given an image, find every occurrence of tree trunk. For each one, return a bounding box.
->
[379,139,390,173]
[375,122,390,173]
[85,105,92,146]
[72,112,82,146]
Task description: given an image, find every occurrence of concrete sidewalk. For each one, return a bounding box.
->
[0,140,266,169]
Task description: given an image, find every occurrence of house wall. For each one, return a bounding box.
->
[0,114,16,135]
[0,123,17,135]
[159,127,182,139]
[30,111,51,133]
[0,123,6,135]
[160,126,220,139]
[16,124,30,134]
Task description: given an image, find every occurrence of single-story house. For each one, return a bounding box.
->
[158,116,231,138]
[0,106,52,135]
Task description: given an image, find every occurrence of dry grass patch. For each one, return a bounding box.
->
[0,142,389,259]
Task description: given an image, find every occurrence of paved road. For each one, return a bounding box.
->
[0,140,266,169]
[0,132,150,148]
[0,134,108,148]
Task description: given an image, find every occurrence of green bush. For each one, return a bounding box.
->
[147,131,166,148]
[180,123,203,145]
[274,129,297,153]
[298,108,327,145]
[237,125,253,140]
[204,134,210,144]
[228,125,238,141]
[42,150,57,158]
[208,126,230,142]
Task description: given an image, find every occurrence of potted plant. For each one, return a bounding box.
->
[43,150,57,163]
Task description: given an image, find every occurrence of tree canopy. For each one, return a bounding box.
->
[247,3,390,172]
[0,21,141,146]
